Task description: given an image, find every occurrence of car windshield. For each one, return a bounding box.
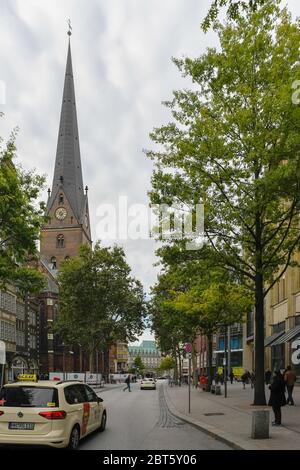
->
[0,387,59,408]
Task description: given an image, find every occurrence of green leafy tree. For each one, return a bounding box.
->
[133,356,145,375]
[159,356,175,372]
[147,0,300,404]
[55,243,145,375]
[202,0,266,31]
[151,246,251,386]
[0,122,46,291]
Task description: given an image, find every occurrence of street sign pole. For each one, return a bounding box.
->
[184,343,193,413]
[188,353,191,413]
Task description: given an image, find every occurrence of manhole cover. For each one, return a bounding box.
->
[204,413,225,416]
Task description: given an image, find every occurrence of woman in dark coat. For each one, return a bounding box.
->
[268,370,286,426]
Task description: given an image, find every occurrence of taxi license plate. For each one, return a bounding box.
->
[8,422,35,430]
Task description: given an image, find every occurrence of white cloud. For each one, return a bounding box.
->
[2,0,299,310]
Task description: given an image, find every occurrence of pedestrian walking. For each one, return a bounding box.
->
[265,369,272,385]
[241,370,249,389]
[284,365,296,406]
[123,374,131,392]
[229,369,235,385]
[268,370,286,426]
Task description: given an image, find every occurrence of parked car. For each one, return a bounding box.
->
[0,380,106,449]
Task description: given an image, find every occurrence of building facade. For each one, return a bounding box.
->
[128,340,162,373]
[109,342,129,374]
[0,286,39,383]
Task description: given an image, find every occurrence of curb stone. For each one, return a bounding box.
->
[163,385,262,450]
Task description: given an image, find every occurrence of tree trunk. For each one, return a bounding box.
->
[173,346,178,382]
[192,343,198,386]
[207,335,213,391]
[79,348,83,372]
[254,269,266,405]
[103,349,110,382]
[89,351,94,373]
[178,347,182,384]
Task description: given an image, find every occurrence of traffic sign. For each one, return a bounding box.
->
[184,343,192,353]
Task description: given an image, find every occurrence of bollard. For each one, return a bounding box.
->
[215,385,221,395]
[251,409,270,439]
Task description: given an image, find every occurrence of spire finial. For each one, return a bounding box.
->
[67,19,72,37]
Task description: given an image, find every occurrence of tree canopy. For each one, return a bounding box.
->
[0,122,46,292]
[147,0,300,404]
[202,0,267,31]
[55,243,146,370]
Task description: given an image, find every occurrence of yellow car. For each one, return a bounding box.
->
[0,380,106,449]
[140,378,156,390]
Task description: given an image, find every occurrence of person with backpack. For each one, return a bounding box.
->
[123,374,131,392]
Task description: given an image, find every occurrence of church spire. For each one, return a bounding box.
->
[47,28,85,221]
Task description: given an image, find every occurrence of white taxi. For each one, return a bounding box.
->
[0,380,106,449]
[140,378,156,390]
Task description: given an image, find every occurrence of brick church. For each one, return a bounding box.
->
[38,31,99,375]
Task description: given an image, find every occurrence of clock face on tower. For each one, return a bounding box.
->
[55,207,67,220]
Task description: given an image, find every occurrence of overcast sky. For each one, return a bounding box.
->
[1,0,299,342]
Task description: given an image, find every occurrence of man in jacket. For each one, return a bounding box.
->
[284,365,297,406]
[123,375,131,392]
[268,370,286,426]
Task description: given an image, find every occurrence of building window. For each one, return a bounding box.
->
[59,193,64,204]
[50,256,57,269]
[0,291,16,314]
[29,334,36,350]
[0,320,16,342]
[272,321,285,334]
[16,302,25,321]
[56,234,65,248]
[29,309,36,327]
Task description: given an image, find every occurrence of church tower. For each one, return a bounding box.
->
[40,30,92,270]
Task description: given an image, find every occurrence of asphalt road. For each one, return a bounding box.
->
[79,382,231,450]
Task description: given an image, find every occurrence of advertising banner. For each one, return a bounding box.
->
[66,372,85,382]
[85,373,102,384]
[49,372,65,381]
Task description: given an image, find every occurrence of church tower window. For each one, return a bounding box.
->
[57,234,65,248]
[50,256,57,269]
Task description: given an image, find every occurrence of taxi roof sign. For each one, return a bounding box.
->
[17,374,37,382]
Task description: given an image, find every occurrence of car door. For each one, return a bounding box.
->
[84,385,102,433]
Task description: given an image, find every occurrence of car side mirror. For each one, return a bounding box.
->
[97,397,103,403]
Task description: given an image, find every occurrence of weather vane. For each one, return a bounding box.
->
[67,19,72,36]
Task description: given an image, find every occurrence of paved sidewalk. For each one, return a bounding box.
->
[164,382,300,450]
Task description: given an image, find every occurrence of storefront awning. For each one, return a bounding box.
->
[264,330,285,347]
[271,325,300,347]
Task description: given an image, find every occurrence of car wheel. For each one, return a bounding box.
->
[67,425,80,450]
[98,411,107,432]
